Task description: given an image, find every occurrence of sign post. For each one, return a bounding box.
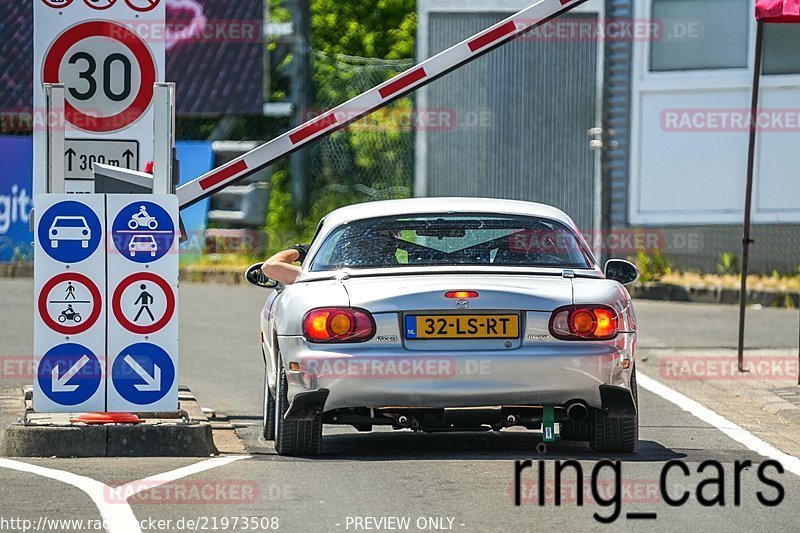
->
[33,0,165,194]
[33,195,106,412]
[106,195,179,411]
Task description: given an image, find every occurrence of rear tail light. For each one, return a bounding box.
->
[549,305,619,341]
[303,307,376,343]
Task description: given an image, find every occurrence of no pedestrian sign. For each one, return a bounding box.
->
[112,272,176,335]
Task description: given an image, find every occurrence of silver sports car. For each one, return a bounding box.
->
[247,198,640,456]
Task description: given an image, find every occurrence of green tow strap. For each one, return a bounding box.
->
[542,404,555,443]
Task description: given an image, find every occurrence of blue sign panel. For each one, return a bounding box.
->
[36,200,103,263]
[111,201,175,264]
[0,137,33,262]
[37,344,102,406]
[112,343,175,405]
[175,141,213,264]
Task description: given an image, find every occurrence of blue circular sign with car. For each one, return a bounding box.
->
[111,201,175,264]
[37,201,102,263]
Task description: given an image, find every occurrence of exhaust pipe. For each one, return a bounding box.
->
[566,402,589,423]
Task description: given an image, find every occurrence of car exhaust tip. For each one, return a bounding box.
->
[566,402,589,423]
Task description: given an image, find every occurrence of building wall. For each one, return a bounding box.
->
[416,0,606,236]
[621,0,800,273]
[415,0,800,273]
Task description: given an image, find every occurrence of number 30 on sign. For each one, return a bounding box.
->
[43,21,157,133]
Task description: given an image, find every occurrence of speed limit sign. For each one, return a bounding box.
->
[43,21,157,133]
[33,0,165,194]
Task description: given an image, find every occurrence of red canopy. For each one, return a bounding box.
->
[756,0,800,23]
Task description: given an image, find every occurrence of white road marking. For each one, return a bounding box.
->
[0,455,249,533]
[116,455,248,496]
[638,372,800,476]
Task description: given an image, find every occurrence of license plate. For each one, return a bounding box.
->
[405,314,519,339]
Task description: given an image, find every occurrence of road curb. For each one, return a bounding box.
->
[1,263,33,278]
[630,282,800,308]
[0,386,218,457]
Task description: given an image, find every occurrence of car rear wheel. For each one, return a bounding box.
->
[589,370,639,453]
[262,365,275,441]
[559,421,589,442]
[274,357,322,456]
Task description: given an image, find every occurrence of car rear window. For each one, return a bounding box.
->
[310,214,592,271]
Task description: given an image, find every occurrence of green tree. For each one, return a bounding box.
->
[266,0,418,251]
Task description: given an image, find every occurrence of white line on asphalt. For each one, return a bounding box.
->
[0,455,250,533]
[0,457,138,533]
[638,372,800,477]
[116,455,249,497]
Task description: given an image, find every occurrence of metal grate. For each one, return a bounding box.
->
[421,11,600,233]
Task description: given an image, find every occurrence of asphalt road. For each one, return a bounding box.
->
[2,278,800,533]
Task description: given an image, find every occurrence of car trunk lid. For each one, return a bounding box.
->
[341,273,573,313]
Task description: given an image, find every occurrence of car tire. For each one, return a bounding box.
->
[262,365,276,441]
[51,241,58,248]
[559,421,589,442]
[274,358,322,456]
[589,370,639,453]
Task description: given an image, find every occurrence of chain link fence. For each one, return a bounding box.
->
[303,51,416,223]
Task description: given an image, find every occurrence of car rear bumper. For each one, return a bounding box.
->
[277,334,635,412]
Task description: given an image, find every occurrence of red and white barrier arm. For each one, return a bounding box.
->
[176,0,587,209]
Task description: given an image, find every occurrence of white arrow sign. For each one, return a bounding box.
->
[124,354,162,392]
[51,355,90,393]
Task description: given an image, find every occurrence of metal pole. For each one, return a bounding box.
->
[737,22,764,373]
[44,84,66,194]
[153,82,176,195]
[288,0,313,216]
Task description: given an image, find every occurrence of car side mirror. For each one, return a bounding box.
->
[604,259,639,285]
[244,263,279,289]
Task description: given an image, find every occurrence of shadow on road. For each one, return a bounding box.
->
[238,425,686,462]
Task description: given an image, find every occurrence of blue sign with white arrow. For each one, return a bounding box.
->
[111,343,175,405]
[37,201,102,263]
[111,201,175,264]
[37,344,102,406]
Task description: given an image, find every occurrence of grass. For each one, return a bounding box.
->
[660,271,800,292]
[180,253,800,295]
[184,253,262,271]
